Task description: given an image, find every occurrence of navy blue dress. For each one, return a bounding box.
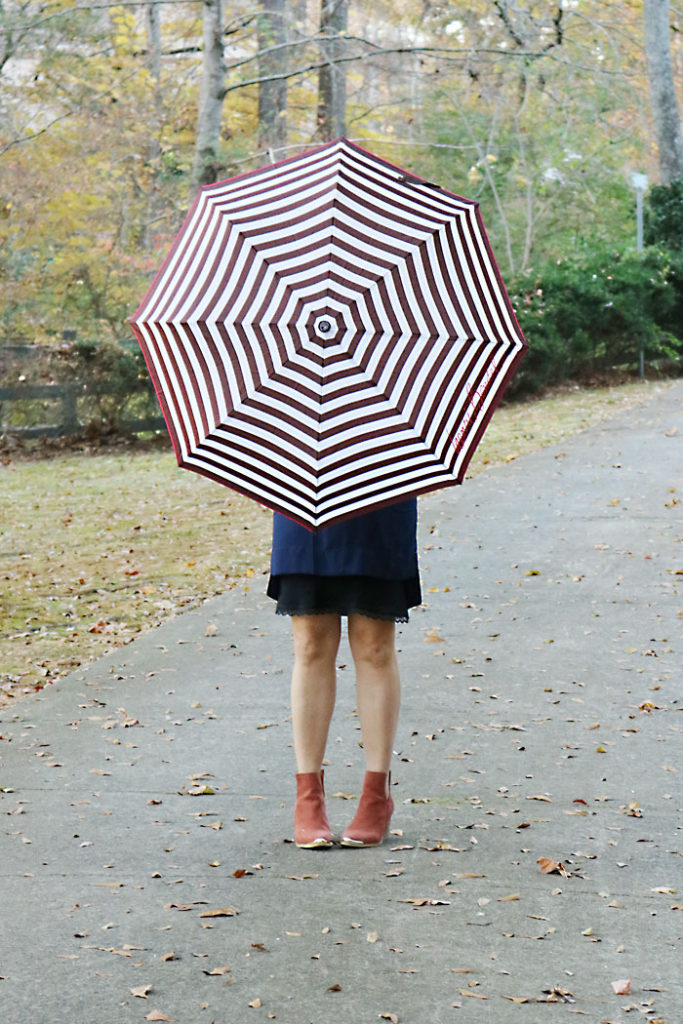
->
[267,499,422,621]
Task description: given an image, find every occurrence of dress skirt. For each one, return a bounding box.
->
[267,573,422,623]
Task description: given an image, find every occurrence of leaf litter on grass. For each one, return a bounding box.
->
[0,380,666,705]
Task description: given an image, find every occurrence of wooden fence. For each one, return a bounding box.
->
[0,381,165,438]
[0,343,165,439]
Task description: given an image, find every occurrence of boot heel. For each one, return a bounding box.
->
[341,771,393,848]
[294,770,334,849]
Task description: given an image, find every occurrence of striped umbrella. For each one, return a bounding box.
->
[131,138,526,530]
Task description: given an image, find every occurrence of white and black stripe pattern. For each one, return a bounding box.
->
[131,138,527,530]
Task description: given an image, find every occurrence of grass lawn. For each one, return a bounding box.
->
[0,380,668,707]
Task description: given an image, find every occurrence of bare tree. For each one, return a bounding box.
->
[643,0,683,183]
[192,0,226,187]
[258,0,288,152]
[316,0,347,140]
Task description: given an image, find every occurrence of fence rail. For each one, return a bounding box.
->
[0,381,165,439]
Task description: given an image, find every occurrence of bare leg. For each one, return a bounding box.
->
[290,614,341,773]
[347,614,400,774]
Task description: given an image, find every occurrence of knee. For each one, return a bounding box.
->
[350,624,396,672]
[292,618,339,668]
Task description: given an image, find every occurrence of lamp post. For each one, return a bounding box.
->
[631,172,648,378]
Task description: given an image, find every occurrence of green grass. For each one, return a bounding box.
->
[0,380,666,706]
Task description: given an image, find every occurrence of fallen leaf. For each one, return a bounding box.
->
[397,897,450,907]
[611,979,631,995]
[130,984,152,999]
[424,628,445,642]
[161,952,178,962]
[538,857,569,877]
[497,893,520,902]
[248,998,262,1008]
[541,987,574,1003]
[165,901,209,911]
[181,784,215,796]
[145,1013,174,1023]
[203,965,232,976]
[367,932,379,943]
[328,984,342,992]
[459,988,487,1000]
[199,906,240,918]
[379,1014,398,1023]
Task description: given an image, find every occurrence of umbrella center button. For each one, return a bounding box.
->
[312,315,339,342]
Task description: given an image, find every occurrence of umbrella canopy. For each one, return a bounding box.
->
[131,138,526,530]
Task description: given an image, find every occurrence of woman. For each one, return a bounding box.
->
[267,499,421,848]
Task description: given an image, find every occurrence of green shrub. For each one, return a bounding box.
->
[54,337,158,435]
[509,246,681,394]
[644,179,683,250]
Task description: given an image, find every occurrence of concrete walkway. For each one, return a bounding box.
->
[1,381,681,1024]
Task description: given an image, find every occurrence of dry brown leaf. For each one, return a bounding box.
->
[379,1014,399,1023]
[130,984,152,999]
[165,901,209,911]
[328,984,342,992]
[497,893,520,902]
[538,857,569,877]
[541,987,574,1003]
[181,784,215,796]
[526,794,552,802]
[145,1012,174,1022]
[248,997,262,1008]
[288,873,320,881]
[459,989,487,1000]
[650,886,676,895]
[611,979,631,995]
[203,965,232,976]
[161,952,178,962]
[424,628,445,642]
[397,897,450,907]
[367,932,379,943]
[199,906,240,918]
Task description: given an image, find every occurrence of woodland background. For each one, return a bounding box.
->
[1,0,682,437]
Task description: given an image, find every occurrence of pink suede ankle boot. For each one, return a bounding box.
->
[341,771,393,847]
[294,770,334,849]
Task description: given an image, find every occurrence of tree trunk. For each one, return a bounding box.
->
[141,0,163,247]
[192,0,226,188]
[643,0,683,183]
[258,0,288,153]
[316,0,347,140]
